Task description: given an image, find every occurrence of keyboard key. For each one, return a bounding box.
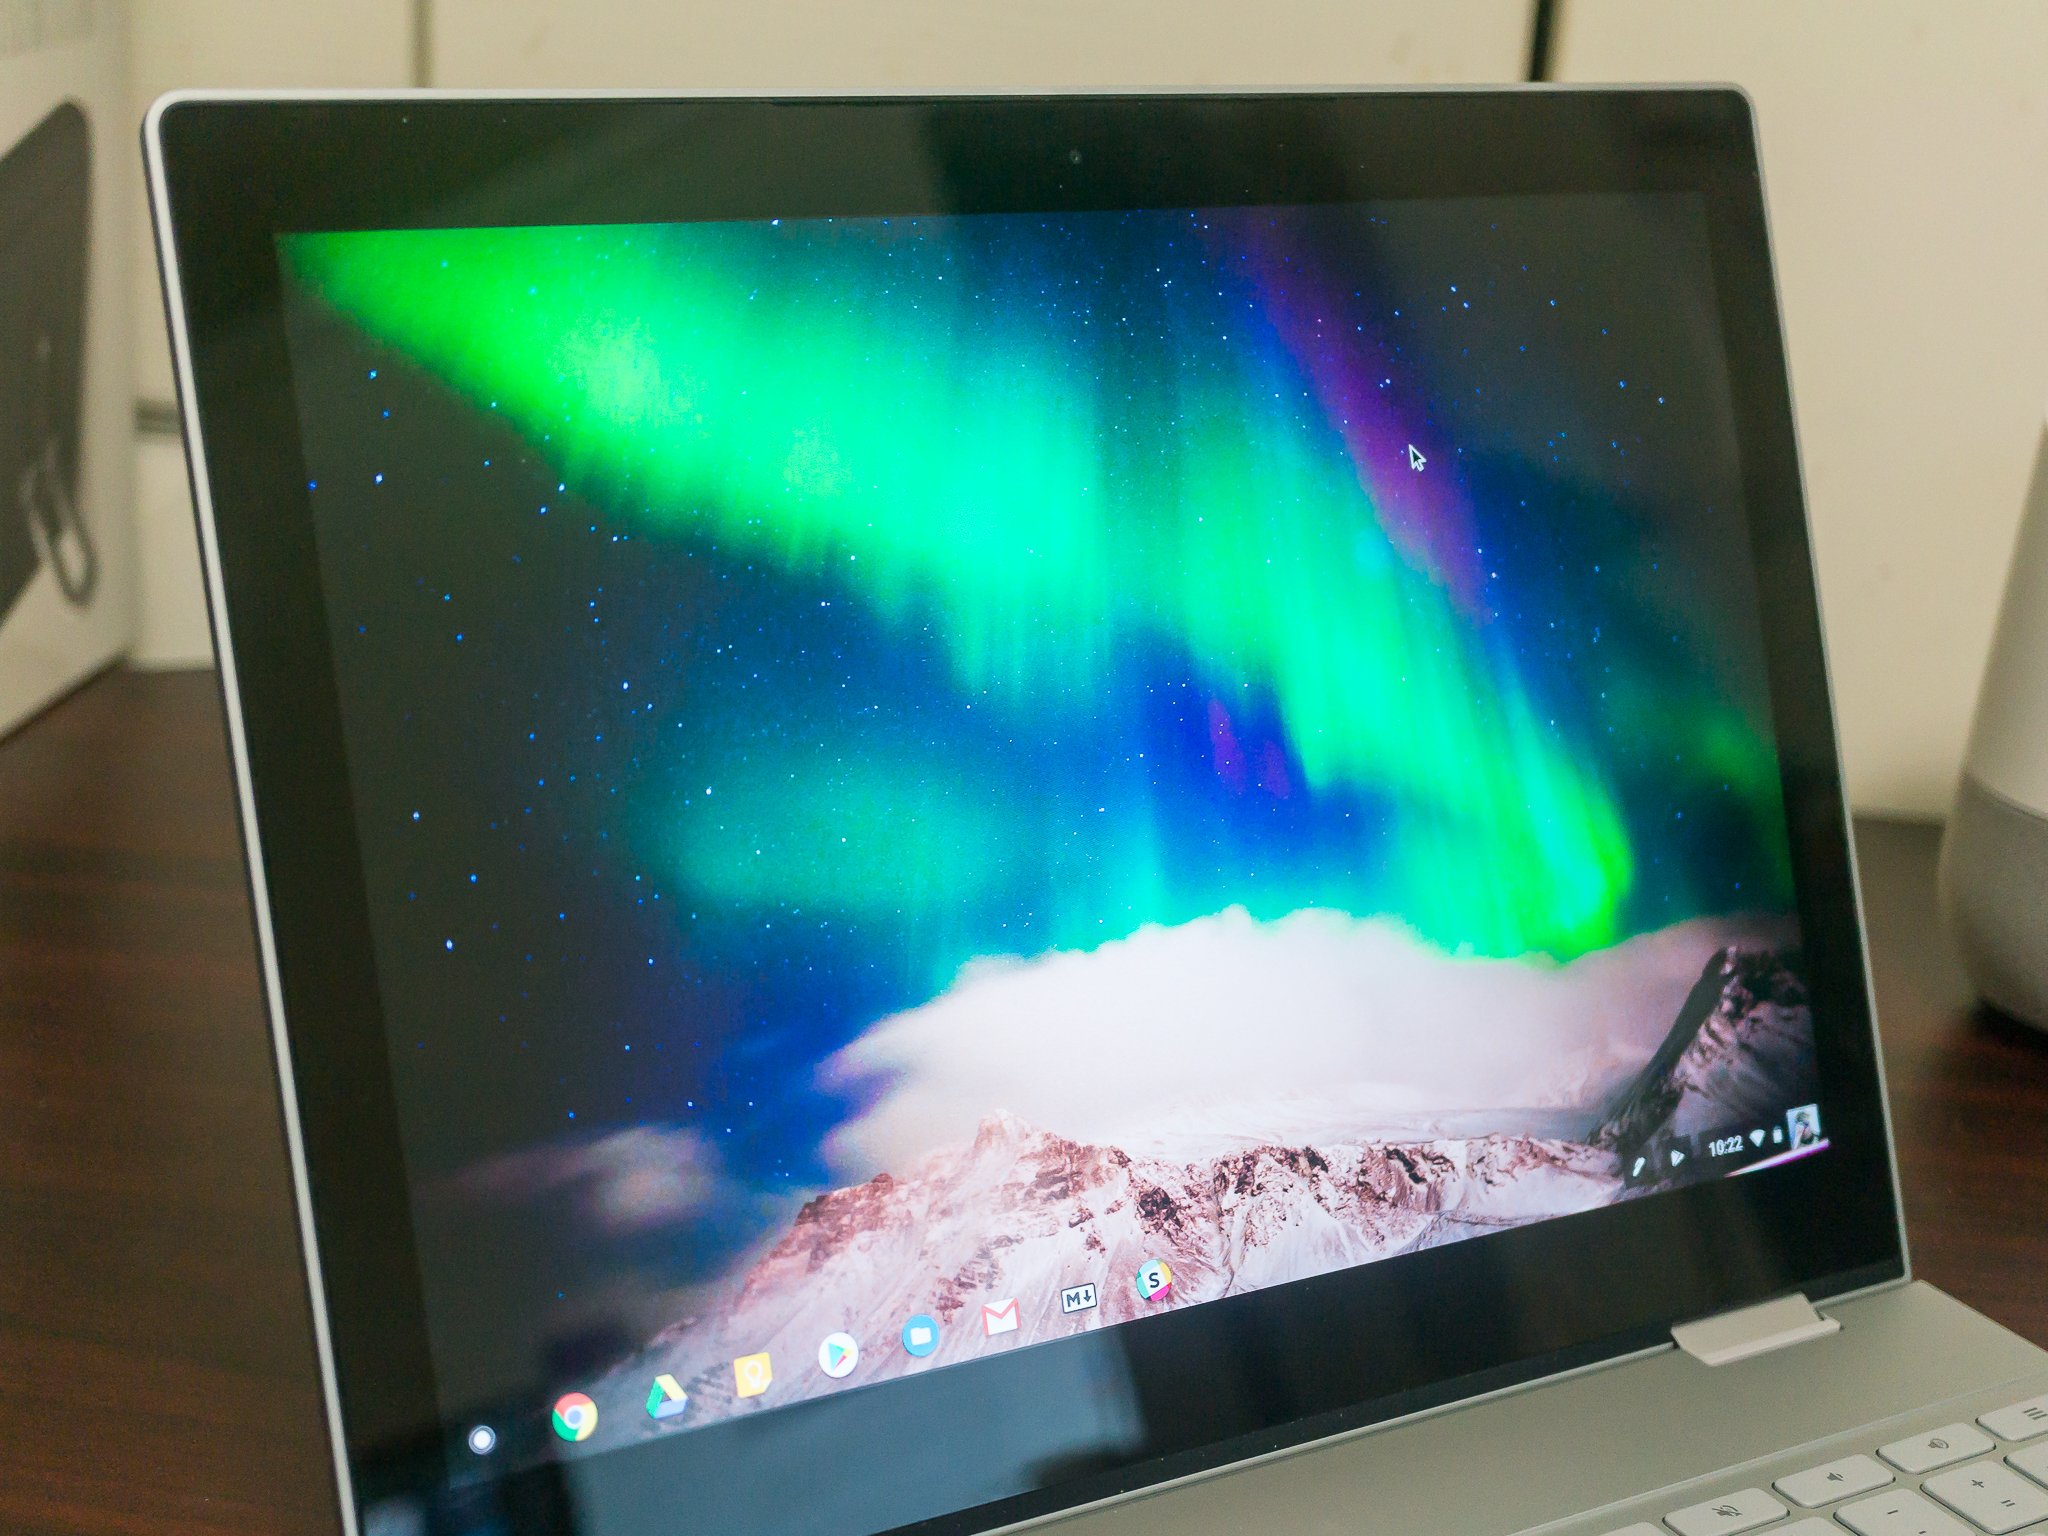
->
[1663,1488,1785,1535]
[1836,1489,1973,1535]
[1776,1452,1893,1507]
[2009,1440,2048,1486]
[1595,1526,1662,1536]
[1777,1523,1846,1536]
[1923,1460,2048,1533]
[1881,1424,1996,1474]
[1980,1395,2048,1443]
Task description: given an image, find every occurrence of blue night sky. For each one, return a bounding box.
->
[280,192,1795,1369]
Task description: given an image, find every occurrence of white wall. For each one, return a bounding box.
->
[1554,0,2048,816]
[425,0,1527,90]
[125,1,2048,818]
[123,0,1527,667]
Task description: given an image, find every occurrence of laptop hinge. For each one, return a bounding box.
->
[1671,1292,1841,1366]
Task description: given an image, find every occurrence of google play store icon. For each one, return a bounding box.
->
[817,1331,860,1379]
[646,1373,689,1421]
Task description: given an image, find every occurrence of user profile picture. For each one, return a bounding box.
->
[1787,1104,1822,1149]
[901,1313,940,1357]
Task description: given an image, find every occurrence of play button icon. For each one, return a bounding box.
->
[818,1331,860,1378]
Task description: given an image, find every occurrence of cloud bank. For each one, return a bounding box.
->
[452,1123,731,1234]
[821,907,1793,1176]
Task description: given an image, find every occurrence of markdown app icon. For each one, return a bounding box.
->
[646,1373,689,1421]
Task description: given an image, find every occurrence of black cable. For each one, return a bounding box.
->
[1526,0,1559,82]
[21,333,97,608]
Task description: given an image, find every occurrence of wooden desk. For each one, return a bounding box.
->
[4,669,2047,1536]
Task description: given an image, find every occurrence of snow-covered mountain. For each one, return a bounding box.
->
[593,1112,1615,1430]
[582,940,1815,1436]
[1595,947,1814,1153]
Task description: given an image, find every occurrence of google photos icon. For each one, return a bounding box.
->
[646,1373,689,1421]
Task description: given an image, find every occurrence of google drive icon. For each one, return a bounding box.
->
[645,1373,689,1421]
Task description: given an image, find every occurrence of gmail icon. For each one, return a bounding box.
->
[980,1297,1020,1337]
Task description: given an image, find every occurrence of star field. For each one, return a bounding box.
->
[277,192,1799,1363]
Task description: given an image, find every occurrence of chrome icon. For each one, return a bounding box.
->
[1135,1257,1174,1302]
[551,1391,599,1442]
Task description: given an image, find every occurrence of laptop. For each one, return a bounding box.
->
[145,89,2048,1536]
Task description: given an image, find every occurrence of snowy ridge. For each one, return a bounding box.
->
[588,943,1814,1434]
[597,1113,1614,1428]
[1595,947,1814,1152]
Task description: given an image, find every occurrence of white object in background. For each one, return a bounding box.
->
[122,0,413,668]
[1553,0,2048,818]
[0,0,135,733]
[1940,407,2048,1031]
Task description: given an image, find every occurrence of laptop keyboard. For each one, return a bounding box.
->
[1601,1393,2048,1536]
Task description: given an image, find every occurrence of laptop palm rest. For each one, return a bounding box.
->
[1039,1284,2047,1536]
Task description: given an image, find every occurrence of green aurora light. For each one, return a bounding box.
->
[283,215,1788,961]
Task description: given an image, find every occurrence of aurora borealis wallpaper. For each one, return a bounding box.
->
[276,192,1808,1415]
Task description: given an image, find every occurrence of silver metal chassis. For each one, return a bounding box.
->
[1032,1282,2048,1536]
[143,85,1924,1536]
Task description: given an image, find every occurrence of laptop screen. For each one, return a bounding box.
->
[275,191,1826,1496]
